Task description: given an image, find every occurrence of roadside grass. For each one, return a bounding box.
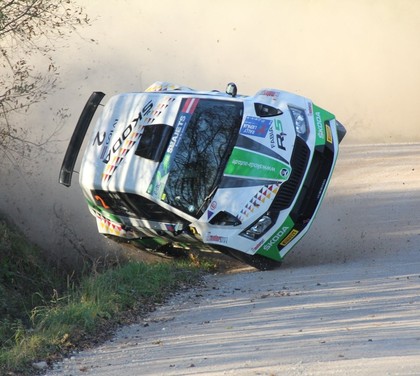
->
[0,218,207,375]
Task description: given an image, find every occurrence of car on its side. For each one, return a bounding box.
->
[60,82,346,269]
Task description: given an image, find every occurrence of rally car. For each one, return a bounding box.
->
[59,82,346,269]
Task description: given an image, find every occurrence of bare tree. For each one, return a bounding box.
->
[0,0,89,163]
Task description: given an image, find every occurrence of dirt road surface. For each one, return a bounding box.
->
[45,144,420,376]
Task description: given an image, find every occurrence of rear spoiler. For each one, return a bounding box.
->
[59,92,105,187]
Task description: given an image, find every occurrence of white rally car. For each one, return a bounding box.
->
[60,82,346,269]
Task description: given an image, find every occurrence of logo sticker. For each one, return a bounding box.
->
[240,116,272,138]
[225,148,291,181]
[325,124,332,144]
[314,112,325,141]
[147,98,199,199]
[205,233,228,244]
[313,105,335,146]
[280,229,299,246]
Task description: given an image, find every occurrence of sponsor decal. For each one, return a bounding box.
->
[89,206,133,238]
[260,90,279,100]
[274,119,283,132]
[325,124,332,144]
[205,233,228,244]
[257,216,295,260]
[98,97,175,164]
[136,100,154,124]
[147,98,199,199]
[94,214,136,239]
[313,105,335,146]
[240,116,272,138]
[102,122,144,182]
[237,184,280,222]
[270,119,287,151]
[167,116,186,153]
[231,158,275,175]
[280,229,299,246]
[276,132,287,151]
[102,100,154,183]
[225,148,291,181]
[97,215,123,234]
[269,127,275,149]
[263,226,289,251]
[251,238,265,252]
[181,97,199,114]
[142,97,175,124]
[307,102,313,116]
[314,111,325,141]
[210,201,217,210]
[316,178,327,200]
[103,120,139,164]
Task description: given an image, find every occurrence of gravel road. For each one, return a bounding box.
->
[45,144,420,376]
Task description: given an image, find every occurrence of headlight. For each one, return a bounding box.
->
[241,215,272,240]
[289,106,309,140]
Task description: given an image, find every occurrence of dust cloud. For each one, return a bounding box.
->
[1,0,419,266]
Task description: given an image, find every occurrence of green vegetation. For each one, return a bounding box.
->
[0,218,205,375]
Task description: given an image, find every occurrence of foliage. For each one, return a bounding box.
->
[0,218,64,326]
[0,217,205,375]
[0,0,90,163]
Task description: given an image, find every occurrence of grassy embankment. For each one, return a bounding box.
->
[0,217,206,375]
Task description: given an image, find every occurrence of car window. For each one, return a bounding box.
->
[163,98,243,218]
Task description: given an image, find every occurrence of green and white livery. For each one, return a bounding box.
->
[60,82,346,269]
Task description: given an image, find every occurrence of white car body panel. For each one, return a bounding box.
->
[60,82,346,268]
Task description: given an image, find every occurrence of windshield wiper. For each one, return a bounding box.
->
[195,185,218,217]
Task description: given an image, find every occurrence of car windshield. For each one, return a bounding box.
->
[163,98,243,218]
